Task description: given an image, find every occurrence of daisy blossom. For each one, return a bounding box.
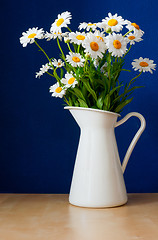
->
[132,57,156,73]
[126,32,143,45]
[20,27,44,47]
[83,33,107,59]
[105,33,127,57]
[45,32,63,41]
[52,59,64,68]
[49,82,66,98]
[61,73,78,88]
[125,21,144,35]
[93,30,106,42]
[66,52,85,67]
[69,31,86,45]
[79,22,97,31]
[35,63,50,78]
[50,11,72,33]
[102,13,126,32]
[96,22,107,31]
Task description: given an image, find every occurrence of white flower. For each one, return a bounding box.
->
[126,32,143,45]
[50,11,72,33]
[93,30,106,42]
[61,73,78,88]
[83,33,107,59]
[96,22,107,31]
[79,22,97,31]
[35,63,50,78]
[102,13,126,32]
[52,59,64,68]
[45,32,63,41]
[105,33,128,57]
[49,82,66,98]
[20,27,44,47]
[125,21,144,35]
[66,52,85,67]
[69,31,86,45]
[132,57,156,74]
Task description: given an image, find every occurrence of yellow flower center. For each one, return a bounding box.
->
[76,35,85,40]
[108,19,118,26]
[131,23,140,30]
[68,77,75,85]
[88,23,96,26]
[128,36,136,40]
[113,40,122,49]
[56,18,64,27]
[96,36,104,41]
[90,42,99,51]
[28,33,37,38]
[72,56,80,62]
[55,87,62,93]
[139,61,149,67]
[58,63,61,66]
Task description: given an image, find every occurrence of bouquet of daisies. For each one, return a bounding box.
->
[20,11,156,113]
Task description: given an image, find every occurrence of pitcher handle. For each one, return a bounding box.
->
[115,112,146,173]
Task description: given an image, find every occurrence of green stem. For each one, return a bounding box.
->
[123,30,133,37]
[77,44,80,53]
[64,96,70,105]
[67,27,72,32]
[57,37,65,59]
[123,45,132,58]
[67,43,72,52]
[46,72,54,77]
[127,71,143,89]
[34,40,54,70]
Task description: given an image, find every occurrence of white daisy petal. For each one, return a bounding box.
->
[66,52,85,67]
[69,31,86,45]
[52,59,64,68]
[131,57,156,74]
[126,31,143,45]
[78,22,97,31]
[125,20,144,35]
[20,27,44,47]
[49,82,66,98]
[50,11,72,33]
[102,13,126,33]
[105,33,128,57]
[35,63,50,78]
[61,73,78,88]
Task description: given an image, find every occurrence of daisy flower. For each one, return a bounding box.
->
[125,21,144,35]
[66,52,85,67]
[105,33,128,57]
[61,73,78,88]
[126,31,143,45]
[35,63,50,78]
[49,82,66,98]
[96,22,107,31]
[102,13,126,32]
[69,31,86,45]
[79,22,97,31]
[93,30,106,42]
[83,33,107,59]
[52,59,64,68]
[132,57,156,73]
[50,11,72,33]
[20,27,44,47]
[45,32,63,41]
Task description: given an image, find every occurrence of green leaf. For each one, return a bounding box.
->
[70,88,86,102]
[78,99,89,108]
[114,98,133,113]
[83,82,97,102]
[103,94,110,110]
[60,68,64,79]
[96,92,105,109]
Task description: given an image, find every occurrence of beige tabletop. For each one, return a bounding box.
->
[0,193,158,240]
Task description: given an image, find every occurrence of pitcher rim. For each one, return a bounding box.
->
[64,106,121,117]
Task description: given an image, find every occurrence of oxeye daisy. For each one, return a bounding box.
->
[61,73,78,88]
[20,27,44,47]
[49,82,66,98]
[102,13,126,32]
[125,20,144,35]
[105,33,127,57]
[69,31,86,45]
[45,32,63,41]
[50,11,72,33]
[93,30,106,42]
[83,33,107,59]
[52,59,64,68]
[132,57,156,74]
[66,52,85,67]
[126,32,143,45]
[79,22,97,31]
[35,63,50,78]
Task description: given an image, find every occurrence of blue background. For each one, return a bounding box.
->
[0,0,158,193]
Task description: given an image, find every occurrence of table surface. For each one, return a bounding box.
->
[0,193,158,240]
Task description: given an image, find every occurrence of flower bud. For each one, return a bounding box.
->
[64,37,70,43]
[106,28,112,34]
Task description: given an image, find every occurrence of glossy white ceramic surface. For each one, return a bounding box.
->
[65,107,146,208]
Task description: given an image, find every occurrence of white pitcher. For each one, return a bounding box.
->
[65,106,146,208]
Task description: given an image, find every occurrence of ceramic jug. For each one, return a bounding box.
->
[65,106,146,208]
